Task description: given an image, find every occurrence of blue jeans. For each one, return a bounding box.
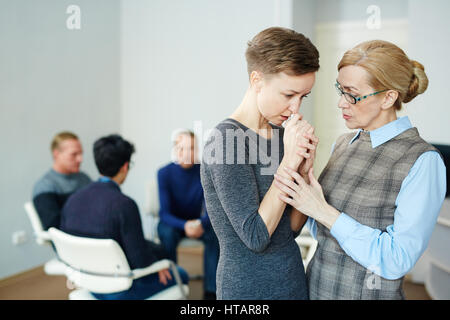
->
[92,266,189,300]
[157,221,219,293]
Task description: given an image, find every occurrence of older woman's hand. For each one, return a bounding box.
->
[273,167,340,230]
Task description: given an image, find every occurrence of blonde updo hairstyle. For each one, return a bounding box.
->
[338,40,428,110]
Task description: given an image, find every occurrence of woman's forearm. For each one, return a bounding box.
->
[259,156,302,236]
[290,208,308,232]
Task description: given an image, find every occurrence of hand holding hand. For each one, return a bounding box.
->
[274,167,340,230]
[298,127,319,182]
[282,114,316,171]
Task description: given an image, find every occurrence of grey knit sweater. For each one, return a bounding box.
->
[200,118,308,300]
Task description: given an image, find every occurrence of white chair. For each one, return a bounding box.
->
[48,227,189,300]
[144,178,162,243]
[144,177,204,281]
[24,201,66,275]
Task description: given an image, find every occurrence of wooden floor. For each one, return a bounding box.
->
[0,246,431,300]
[0,246,205,300]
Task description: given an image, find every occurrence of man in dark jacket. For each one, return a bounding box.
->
[61,134,188,300]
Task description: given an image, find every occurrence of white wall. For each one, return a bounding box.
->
[119,0,285,216]
[316,0,409,23]
[407,0,450,144]
[0,0,121,279]
[292,0,317,124]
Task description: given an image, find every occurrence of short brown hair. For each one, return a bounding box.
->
[245,27,320,77]
[51,131,79,151]
[338,40,428,110]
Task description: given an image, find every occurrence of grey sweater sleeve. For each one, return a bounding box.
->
[203,124,270,252]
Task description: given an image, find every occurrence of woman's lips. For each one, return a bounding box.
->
[343,114,351,120]
[280,115,289,121]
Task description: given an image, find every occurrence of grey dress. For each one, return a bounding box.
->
[200,118,308,300]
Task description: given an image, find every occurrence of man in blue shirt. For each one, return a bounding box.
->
[157,130,219,300]
[61,134,188,300]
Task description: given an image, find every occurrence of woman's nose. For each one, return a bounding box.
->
[289,97,301,114]
[337,95,348,109]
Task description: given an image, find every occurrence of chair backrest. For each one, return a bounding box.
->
[24,201,51,245]
[48,227,133,294]
[145,177,160,217]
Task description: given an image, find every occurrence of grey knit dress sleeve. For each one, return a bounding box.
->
[204,148,270,252]
[200,119,308,300]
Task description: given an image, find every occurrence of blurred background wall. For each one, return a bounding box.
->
[1,0,449,280]
[0,0,121,279]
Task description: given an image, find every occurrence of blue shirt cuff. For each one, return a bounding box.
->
[330,213,359,245]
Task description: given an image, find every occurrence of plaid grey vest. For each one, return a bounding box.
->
[306,127,437,299]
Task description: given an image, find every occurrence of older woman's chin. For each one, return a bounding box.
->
[343,119,358,129]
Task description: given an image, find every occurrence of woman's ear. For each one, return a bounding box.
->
[250,70,263,93]
[381,90,398,110]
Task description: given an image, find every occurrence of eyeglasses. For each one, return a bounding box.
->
[335,82,387,104]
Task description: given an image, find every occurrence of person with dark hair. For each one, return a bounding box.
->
[200,27,320,299]
[93,134,136,177]
[61,134,189,300]
[157,130,219,300]
[32,131,91,230]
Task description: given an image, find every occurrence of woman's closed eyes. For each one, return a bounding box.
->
[283,93,310,99]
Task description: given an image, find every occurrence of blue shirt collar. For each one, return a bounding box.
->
[349,116,412,148]
[98,176,120,188]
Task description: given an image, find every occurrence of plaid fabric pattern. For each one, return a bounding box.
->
[306,127,438,299]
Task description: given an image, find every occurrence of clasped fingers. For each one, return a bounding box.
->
[274,173,301,197]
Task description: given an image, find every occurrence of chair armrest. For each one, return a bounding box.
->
[133,259,188,299]
[35,231,52,245]
[38,231,51,241]
[131,259,171,280]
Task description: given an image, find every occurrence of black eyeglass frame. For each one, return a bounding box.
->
[335,81,387,104]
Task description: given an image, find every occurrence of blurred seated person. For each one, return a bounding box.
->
[157,130,219,300]
[32,131,91,230]
[61,134,189,300]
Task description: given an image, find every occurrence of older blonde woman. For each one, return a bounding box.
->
[274,40,446,299]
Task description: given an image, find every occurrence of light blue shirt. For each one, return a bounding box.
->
[306,116,447,280]
[98,176,120,188]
